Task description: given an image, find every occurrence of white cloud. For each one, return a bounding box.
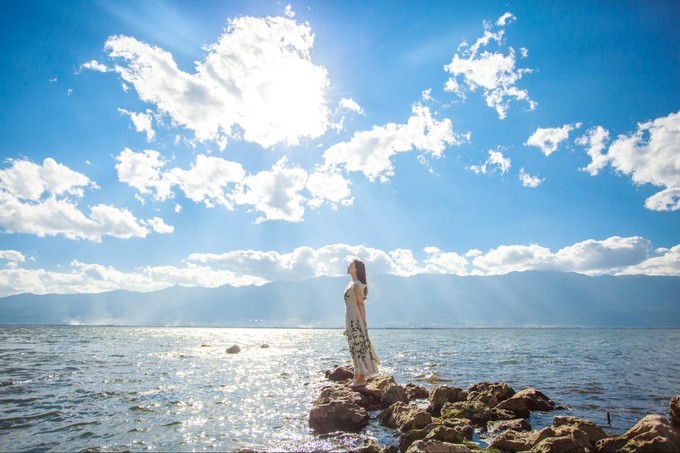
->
[305,168,353,209]
[0,250,25,268]
[322,103,462,182]
[115,148,173,200]
[470,236,653,276]
[576,112,680,211]
[576,126,610,175]
[284,4,295,18]
[619,245,680,276]
[496,12,516,27]
[519,167,544,188]
[422,247,469,274]
[338,97,364,115]
[116,149,353,222]
[469,148,511,175]
[605,111,680,211]
[169,155,246,209]
[526,122,582,156]
[0,157,93,200]
[185,244,410,280]
[144,217,174,234]
[0,158,168,241]
[104,14,331,149]
[3,236,675,296]
[0,260,267,297]
[80,59,109,73]
[118,108,156,141]
[444,13,535,119]
[231,157,308,223]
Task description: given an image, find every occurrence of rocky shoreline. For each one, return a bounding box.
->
[309,366,680,452]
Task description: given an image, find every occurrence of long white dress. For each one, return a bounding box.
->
[344,280,380,377]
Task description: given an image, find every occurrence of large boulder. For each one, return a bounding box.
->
[405,383,429,400]
[440,400,493,426]
[596,414,680,453]
[382,383,409,406]
[495,388,558,418]
[406,440,473,453]
[441,417,475,439]
[671,395,680,427]
[427,386,468,416]
[489,427,557,451]
[368,374,397,392]
[424,425,466,444]
[325,365,353,382]
[552,415,607,448]
[530,435,589,453]
[380,402,433,432]
[489,414,608,452]
[226,344,240,354]
[309,385,369,434]
[352,385,386,411]
[467,381,515,407]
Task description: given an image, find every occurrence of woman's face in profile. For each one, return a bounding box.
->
[347,262,355,274]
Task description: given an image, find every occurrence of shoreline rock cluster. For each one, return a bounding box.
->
[309,366,680,452]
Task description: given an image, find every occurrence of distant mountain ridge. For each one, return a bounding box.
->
[1,271,679,327]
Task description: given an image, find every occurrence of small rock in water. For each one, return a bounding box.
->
[226,345,241,354]
[200,344,211,347]
[260,343,270,348]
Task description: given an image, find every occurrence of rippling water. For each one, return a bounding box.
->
[1,327,678,451]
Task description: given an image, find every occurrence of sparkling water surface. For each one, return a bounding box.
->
[1,327,678,451]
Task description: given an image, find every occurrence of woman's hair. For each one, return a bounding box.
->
[353,259,369,298]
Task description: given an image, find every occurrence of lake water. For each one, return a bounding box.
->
[1,327,678,451]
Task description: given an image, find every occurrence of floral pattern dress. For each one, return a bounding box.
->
[344,280,380,377]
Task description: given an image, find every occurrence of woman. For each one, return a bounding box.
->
[344,259,380,388]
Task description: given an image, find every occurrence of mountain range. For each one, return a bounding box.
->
[1,271,678,327]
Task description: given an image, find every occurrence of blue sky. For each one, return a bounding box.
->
[1,0,679,296]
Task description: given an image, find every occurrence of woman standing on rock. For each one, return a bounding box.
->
[344,259,380,388]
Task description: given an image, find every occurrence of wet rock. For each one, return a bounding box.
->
[352,385,386,411]
[468,381,515,403]
[200,344,211,347]
[531,435,588,453]
[260,343,270,348]
[596,414,680,453]
[467,391,498,407]
[489,427,557,451]
[488,414,608,453]
[551,415,607,448]
[487,418,531,435]
[424,425,465,444]
[352,437,381,452]
[400,425,436,452]
[427,386,467,417]
[309,384,370,434]
[441,418,474,439]
[382,383,409,406]
[368,374,397,392]
[405,440,473,453]
[226,345,240,354]
[380,402,433,432]
[671,395,680,427]
[440,400,493,426]
[495,388,558,418]
[325,365,354,382]
[405,383,429,400]
[492,407,521,421]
